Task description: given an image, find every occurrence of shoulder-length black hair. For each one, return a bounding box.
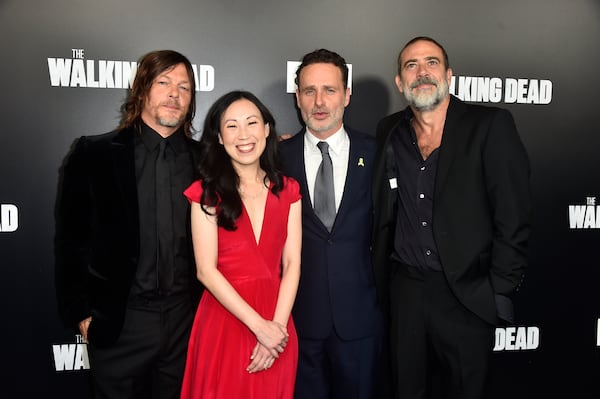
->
[197,90,283,231]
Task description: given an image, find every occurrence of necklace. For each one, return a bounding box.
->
[238,181,267,200]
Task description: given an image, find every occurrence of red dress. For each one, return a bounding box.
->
[180,177,300,399]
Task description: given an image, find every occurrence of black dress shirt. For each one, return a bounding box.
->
[390,112,443,272]
[130,123,195,299]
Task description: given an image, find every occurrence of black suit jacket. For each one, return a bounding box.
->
[372,96,531,325]
[280,127,381,340]
[55,127,202,347]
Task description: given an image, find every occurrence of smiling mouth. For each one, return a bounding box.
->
[236,143,256,153]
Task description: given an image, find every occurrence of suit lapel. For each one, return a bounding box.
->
[111,128,139,230]
[333,130,368,231]
[287,132,311,204]
[435,96,467,200]
[286,132,319,223]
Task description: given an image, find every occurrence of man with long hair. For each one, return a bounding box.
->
[55,50,203,398]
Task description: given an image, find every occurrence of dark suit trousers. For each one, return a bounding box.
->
[88,296,193,399]
[295,329,383,399]
[389,264,493,399]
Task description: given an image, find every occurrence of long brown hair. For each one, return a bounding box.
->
[119,50,196,137]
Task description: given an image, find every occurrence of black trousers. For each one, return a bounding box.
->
[389,266,494,399]
[88,296,194,399]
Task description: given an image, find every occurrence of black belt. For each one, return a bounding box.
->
[391,260,442,280]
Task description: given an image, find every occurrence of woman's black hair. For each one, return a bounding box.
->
[197,90,283,230]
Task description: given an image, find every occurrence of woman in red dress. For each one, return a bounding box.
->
[180,91,301,399]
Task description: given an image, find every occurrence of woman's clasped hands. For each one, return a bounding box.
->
[247,319,289,373]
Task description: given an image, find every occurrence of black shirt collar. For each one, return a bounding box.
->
[139,122,187,154]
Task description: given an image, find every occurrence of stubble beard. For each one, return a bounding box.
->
[158,116,183,128]
[304,108,343,136]
[157,105,186,128]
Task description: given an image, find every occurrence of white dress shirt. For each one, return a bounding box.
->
[303,126,349,212]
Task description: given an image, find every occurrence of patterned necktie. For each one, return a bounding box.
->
[314,141,336,231]
[155,140,173,294]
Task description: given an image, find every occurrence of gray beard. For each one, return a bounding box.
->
[405,79,449,112]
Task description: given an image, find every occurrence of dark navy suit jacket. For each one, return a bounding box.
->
[280,127,381,340]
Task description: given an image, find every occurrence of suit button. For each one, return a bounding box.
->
[327,239,334,245]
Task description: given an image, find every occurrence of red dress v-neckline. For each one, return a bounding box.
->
[240,183,271,247]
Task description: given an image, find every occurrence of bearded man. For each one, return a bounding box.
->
[55,50,203,399]
[372,36,531,399]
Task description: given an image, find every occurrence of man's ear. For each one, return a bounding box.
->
[395,75,404,93]
[344,87,351,107]
[446,67,453,85]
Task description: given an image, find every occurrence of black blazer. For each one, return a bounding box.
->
[55,127,202,347]
[372,96,531,325]
[280,127,381,340]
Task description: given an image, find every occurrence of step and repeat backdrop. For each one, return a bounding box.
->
[1,0,599,397]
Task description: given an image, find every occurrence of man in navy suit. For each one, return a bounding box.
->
[280,49,384,399]
[372,36,531,398]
